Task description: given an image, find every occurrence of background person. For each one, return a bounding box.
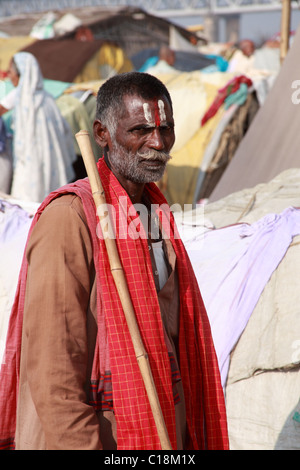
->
[228,39,256,74]
[0,52,76,202]
[144,45,178,75]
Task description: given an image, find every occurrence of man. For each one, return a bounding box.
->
[145,46,178,75]
[228,39,255,74]
[239,39,255,58]
[0,72,228,450]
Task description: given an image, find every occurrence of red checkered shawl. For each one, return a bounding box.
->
[0,158,229,450]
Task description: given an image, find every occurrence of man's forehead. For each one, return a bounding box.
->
[123,93,169,108]
[122,94,172,121]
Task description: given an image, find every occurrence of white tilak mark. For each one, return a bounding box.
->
[158,100,166,122]
[143,103,152,123]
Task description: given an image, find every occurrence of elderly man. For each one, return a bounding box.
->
[0,72,228,450]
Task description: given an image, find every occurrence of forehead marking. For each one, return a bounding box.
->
[142,100,167,127]
[154,104,160,127]
[158,100,166,122]
[143,103,152,123]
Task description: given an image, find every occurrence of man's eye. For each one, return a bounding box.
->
[160,125,174,133]
[131,127,152,135]
[129,125,174,135]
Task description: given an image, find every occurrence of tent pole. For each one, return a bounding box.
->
[280,0,291,64]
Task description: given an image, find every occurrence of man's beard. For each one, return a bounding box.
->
[108,141,172,184]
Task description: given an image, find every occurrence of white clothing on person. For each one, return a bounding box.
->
[8,53,76,202]
[0,88,17,111]
[146,60,179,76]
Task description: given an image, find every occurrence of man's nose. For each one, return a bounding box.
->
[148,128,165,150]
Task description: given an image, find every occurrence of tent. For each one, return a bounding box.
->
[209,23,300,202]
[0,34,133,83]
[131,47,215,73]
[0,6,204,61]
[21,38,133,83]
[175,167,300,449]
[55,6,205,58]
[0,36,36,72]
[152,70,259,208]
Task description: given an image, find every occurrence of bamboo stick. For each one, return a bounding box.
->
[75,130,172,451]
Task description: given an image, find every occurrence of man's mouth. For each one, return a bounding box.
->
[139,152,171,166]
[140,159,166,170]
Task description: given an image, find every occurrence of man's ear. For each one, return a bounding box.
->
[93,119,110,149]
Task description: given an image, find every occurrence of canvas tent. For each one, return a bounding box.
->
[175,167,300,449]
[153,70,259,208]
[55,6,205,58]
[0,6,207,88]
[209,23,300,202]
[0,6,204,59]
[0,35,132,84]
[130,47,214,73]
[0,36,36,72]
[21,38,133,83]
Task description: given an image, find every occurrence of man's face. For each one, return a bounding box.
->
[240,40,254,57]
[107,94,175,184]
[7,60,20,87]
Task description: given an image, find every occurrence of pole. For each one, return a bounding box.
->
[280,0,291,64]
[75,130,172,451]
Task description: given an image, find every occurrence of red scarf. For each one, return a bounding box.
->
[0,158,228,450]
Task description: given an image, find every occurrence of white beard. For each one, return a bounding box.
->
[108,142,171,184]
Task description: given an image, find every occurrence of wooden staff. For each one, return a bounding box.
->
[75,130,172,451]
